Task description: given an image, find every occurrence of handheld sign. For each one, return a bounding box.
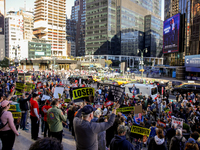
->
[41,95,51,101]
[172,117,184,130]
[53,87,64,99]
[131,125,151,137]
[72,87,95,102]
[107,85,125,104]
[115,106,135,113]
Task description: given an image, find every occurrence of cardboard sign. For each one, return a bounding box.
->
[8,105,16,111]
[41,95,51,101]
[72,87,95,101]
[116,106,135,113]
[134,105,143,114]
[157,120,166,127]
[107,85,125,103]
[12,112,22,119]
[53,87,64,99]
[172,117,184,129]
[131,125,151,137]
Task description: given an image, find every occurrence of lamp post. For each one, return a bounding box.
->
[137,48,147,79]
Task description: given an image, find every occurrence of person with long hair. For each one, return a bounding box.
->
[148,128,167,150]
[0,100,19,150]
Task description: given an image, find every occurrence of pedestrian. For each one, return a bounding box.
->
[42,100,52,137]
[73,103,120,150]
[185,137,199,150]
[47,99,67,143]
[169,129,186,150]
[110,125,134,150]
[0,100,19,150]
[148,128,167,150]
[166,124,176,147]
[30,93,40,140]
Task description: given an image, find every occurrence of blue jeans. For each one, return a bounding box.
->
[66,94,69,99]
[20,111,27,129]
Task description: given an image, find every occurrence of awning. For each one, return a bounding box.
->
[186,67,200,72]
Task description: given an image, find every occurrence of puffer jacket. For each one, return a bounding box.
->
[148,135,167,150]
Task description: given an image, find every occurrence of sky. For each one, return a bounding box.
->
[6,0,165,20]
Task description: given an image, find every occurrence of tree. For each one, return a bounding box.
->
[105,60,112,67]
[0,57,9,68]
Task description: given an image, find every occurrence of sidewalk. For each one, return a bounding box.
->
[135,76,187,83]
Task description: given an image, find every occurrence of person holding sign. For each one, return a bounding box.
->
[0,100,19,150]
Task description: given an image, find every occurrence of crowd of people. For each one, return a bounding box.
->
[0,69,200,150]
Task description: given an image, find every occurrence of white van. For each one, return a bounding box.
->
[124,83,158,99]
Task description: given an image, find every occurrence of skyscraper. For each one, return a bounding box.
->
[85,0,163,57]
[71,0,86,56]
[34,0,66,56]
[0,0,5,60]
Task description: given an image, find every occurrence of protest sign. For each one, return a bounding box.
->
[15,91,22,96]
[72,87,95,102]
[107,85,125,103]
[116,106,135,113]
[172,117,184,129]
[53,87,64,99]
[131,125,151,137]
[157,120,166,128]
[25,83,34,92]
[134,105,142,114]
[12,112,22,119]
[104,101,114,107]
[8,105,16,111]
[16,82,25,90]
[41,95,51,101]
[64,99,71,103]
[37,82,42,88]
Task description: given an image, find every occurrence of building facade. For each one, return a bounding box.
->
[28,41,51,59]
[71,0,86,56]
[0,0,5,60]
[5,11,28,60]
[85,0,163,58]
[34,0,66,56]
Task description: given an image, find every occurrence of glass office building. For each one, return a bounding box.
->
[85,0,163,57]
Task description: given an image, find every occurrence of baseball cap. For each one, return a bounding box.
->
[81,105,96,115]
[32,93,39,98]
[46,100,50,104]
[1,100,12,107]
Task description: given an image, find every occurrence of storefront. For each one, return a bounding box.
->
[185,55,200,81]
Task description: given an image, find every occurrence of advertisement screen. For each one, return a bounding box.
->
[163,13,180,54]
[0,0,4,35]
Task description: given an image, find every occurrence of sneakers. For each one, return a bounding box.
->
[23,128,29,131]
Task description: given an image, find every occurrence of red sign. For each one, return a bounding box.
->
[104,101,114,107]
[157,120,166,127]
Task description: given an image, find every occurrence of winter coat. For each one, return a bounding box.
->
[110,135,134,150]
[148,135,167,150]
[169,135,187,150]
[98,131,106,150]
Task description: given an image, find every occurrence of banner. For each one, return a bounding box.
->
[172,117,184,129]
[64,99,71,103]
[107,85,125,103]
[15,91,22,95]
[12,112,22,119]
[116,106,135,113]
[8,105,16,111]
[53,87,64,99]
[131,125,151,137]
[72,87,95,101]
[25,83,34,92]
[16,82,25,90]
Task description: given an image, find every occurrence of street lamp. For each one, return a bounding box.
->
[137,48,148,79]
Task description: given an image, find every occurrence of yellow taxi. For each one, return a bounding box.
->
[114,78,135,85]
[93,76,102,82]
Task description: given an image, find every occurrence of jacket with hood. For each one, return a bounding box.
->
[148,135,167,150]
[169,135,187,150]
[110,135,134,150]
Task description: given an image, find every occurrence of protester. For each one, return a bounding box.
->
[110,125,134,150]
[29,137,63,150]
[0,100,19,150]
[47,99,67,143]
[169,129,187,150]
[30,93,40,140]
[148,128,167,150]
[73,103,120,150]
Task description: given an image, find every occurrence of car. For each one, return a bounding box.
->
[171,83,200,95]
[114,78,136,85]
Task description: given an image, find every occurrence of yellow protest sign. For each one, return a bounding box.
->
[15,91,22,95]
[8,105,16,111]
[115,106,135,113]
[73,88,95,100]
[12,112,22,119]
[64,99,71,103]
[131,125,151,137]
[16,82,25,90]
[25,83,34,92]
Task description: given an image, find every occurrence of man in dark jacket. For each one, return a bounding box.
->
[166,124,176,147]
[110,125,134,150]
[169,129,187,150]
[19,92,31,130]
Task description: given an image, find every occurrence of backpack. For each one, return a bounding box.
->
[174,136,184,150]
[0,111,8,129]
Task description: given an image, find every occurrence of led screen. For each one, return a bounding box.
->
[163,13,180,54]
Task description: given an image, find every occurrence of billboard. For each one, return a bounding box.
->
[185,55,200,67]
[163,13,180,54]
[0,0,4,35]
